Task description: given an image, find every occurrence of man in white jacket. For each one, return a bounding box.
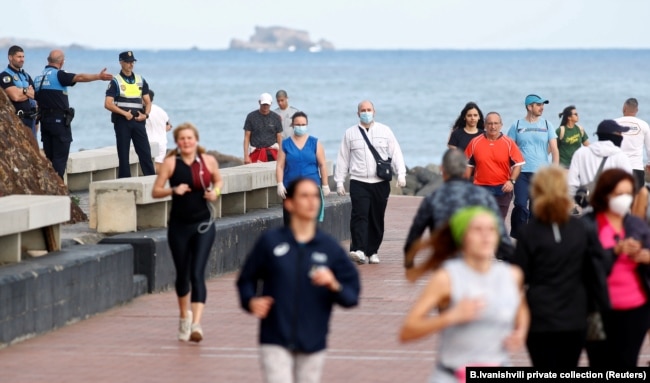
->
[335,100,407,265]
[568,120,633,197]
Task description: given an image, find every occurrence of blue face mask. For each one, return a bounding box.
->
[359,111,374,124]
[293,125,308,136]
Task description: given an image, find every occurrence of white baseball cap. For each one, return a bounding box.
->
[259,93,273,105]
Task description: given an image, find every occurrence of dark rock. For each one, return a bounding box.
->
[0,90,86,222]
[415,177,444,197]
[206,150,244,169]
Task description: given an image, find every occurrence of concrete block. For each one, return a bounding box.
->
[136,201,169,230]
[246,188,268,210]
[129,163,138,177]
[97,190,137,233]
[0,243,134,346]
[92,168,116,182]
[0,204,29,236]
[221,192,246,216]
[66,173,92,192]
[267,187,283,205]
[219,170,252,194]
[0,234,20,264]
[100,230,175,293]
[0,195,69,234]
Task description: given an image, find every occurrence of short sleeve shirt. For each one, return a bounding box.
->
[244,110,283,148]
[507,119,556,173]
[0,67,35,112]
[448,128,484,151]
[466,134,525,186]
[274,106,299,138]
[34,66,77,110]
[556,125,588,168]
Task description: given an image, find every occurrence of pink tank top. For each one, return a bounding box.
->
[597,213,647,310]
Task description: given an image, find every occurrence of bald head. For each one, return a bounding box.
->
[357,100,374,113]
[47,50,64,67]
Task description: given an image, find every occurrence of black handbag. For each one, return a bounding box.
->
[358,127,393,181]
[574,156,608,208]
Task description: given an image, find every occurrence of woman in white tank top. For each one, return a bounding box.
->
[400,207,529,383]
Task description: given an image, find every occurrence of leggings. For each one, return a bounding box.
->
[526,330,585,368]
[168,220,215,303]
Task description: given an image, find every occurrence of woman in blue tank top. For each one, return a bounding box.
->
[152,122,223,343]
[276,111,330,226]
[400,207,529,383]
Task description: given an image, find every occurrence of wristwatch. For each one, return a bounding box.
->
[145,113,149,119]
[22,88,27,95]
[510,179,516,185]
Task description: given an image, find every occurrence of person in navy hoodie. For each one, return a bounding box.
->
[237,177,360,383]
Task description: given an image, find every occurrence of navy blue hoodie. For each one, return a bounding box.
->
[237,227,360,353]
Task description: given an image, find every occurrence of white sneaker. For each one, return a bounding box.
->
[350,250,367,265]
[368,254,380,264]
[178,310,192,341]
[190,323,203,343]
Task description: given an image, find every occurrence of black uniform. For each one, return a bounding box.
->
[0,65,36,131]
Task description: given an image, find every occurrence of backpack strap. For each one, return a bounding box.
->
[559,125,565,140]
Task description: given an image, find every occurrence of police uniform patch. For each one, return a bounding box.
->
[2,76,10,83]
[120,85,126,91]
[13,75,18,81]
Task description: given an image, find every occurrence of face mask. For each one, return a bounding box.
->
[359,111,374,124]
[599,133,623,147]
[609,194,633,216]
[293,125,308,136]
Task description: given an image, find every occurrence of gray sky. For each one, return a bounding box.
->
[9,0,650,50]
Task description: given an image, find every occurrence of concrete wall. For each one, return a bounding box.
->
[0,196,351,346]
[0,244,134,346]
[101,196,352,293]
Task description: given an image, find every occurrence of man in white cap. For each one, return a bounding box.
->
[243,92,283,163]
[507,94,559,239]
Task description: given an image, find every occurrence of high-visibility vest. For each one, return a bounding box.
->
[113,73,143,110]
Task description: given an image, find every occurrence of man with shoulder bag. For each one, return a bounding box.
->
[568,120,633,211]
[334,100,406,265]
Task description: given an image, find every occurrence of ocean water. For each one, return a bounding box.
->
[18,49,650,167]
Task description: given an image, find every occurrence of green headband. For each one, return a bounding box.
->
[449,206,498,245]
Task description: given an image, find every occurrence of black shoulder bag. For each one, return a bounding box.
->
[358,126,393,181]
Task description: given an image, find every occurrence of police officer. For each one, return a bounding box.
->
[104,50,155,178]
[0,45,37,135]
[34,49,113,178]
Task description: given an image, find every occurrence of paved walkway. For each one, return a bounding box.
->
[1,196,648,382]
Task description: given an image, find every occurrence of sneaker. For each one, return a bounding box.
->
[178,310,192,341]
[190,323,203,343]
[349,250,367,265]
[368,254,380,264]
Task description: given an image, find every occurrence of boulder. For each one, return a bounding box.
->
[206,150,244,169]
[0,90,86,222]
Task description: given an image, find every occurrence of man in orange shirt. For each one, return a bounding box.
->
[465,112,526,219]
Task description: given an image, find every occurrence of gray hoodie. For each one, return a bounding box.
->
[567,140,633,195]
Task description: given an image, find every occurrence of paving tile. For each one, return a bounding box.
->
[0,196,648,383]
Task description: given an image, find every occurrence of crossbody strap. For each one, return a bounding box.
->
[358,126,385,162]
[595,156,608,177]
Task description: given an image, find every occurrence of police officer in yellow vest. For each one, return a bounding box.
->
[104,51,155,178]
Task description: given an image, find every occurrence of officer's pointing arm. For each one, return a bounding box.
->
[73,68,113,83]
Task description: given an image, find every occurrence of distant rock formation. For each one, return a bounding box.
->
[0,90,86,223]
[230,26,334,52]
[0,37,87,50]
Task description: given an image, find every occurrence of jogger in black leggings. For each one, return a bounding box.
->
[152,122,222,343]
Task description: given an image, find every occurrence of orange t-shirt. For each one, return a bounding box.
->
[465,133,525,186]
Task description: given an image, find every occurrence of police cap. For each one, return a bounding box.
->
[119,51,137,62]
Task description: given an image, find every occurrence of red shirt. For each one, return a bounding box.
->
[465,133,525,186]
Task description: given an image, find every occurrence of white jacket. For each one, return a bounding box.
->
[567,140,633,195]
[334,122,406,185]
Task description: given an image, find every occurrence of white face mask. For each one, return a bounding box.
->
[609,194,633,216]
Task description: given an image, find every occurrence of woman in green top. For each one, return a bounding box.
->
[557,105,590,168]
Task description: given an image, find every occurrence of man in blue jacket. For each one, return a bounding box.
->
[237,177,360,383]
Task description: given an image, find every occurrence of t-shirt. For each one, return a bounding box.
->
[244,110,283,149]
[145,103,170,163]
[448,128,484,151]
[466,133,525,186]
[0,66,35,112]
[615,116,650,170]
[556,125,588,168]
[507,119,556,173]
[274,105,299,138]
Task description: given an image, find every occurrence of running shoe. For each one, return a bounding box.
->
[178,310,192,341]
[190,323,203,343]
[349,250,367,265]
[368,254,380,264]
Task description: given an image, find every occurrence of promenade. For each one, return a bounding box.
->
[0,196,648,382]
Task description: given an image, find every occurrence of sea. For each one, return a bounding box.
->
[18,49,650,168]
